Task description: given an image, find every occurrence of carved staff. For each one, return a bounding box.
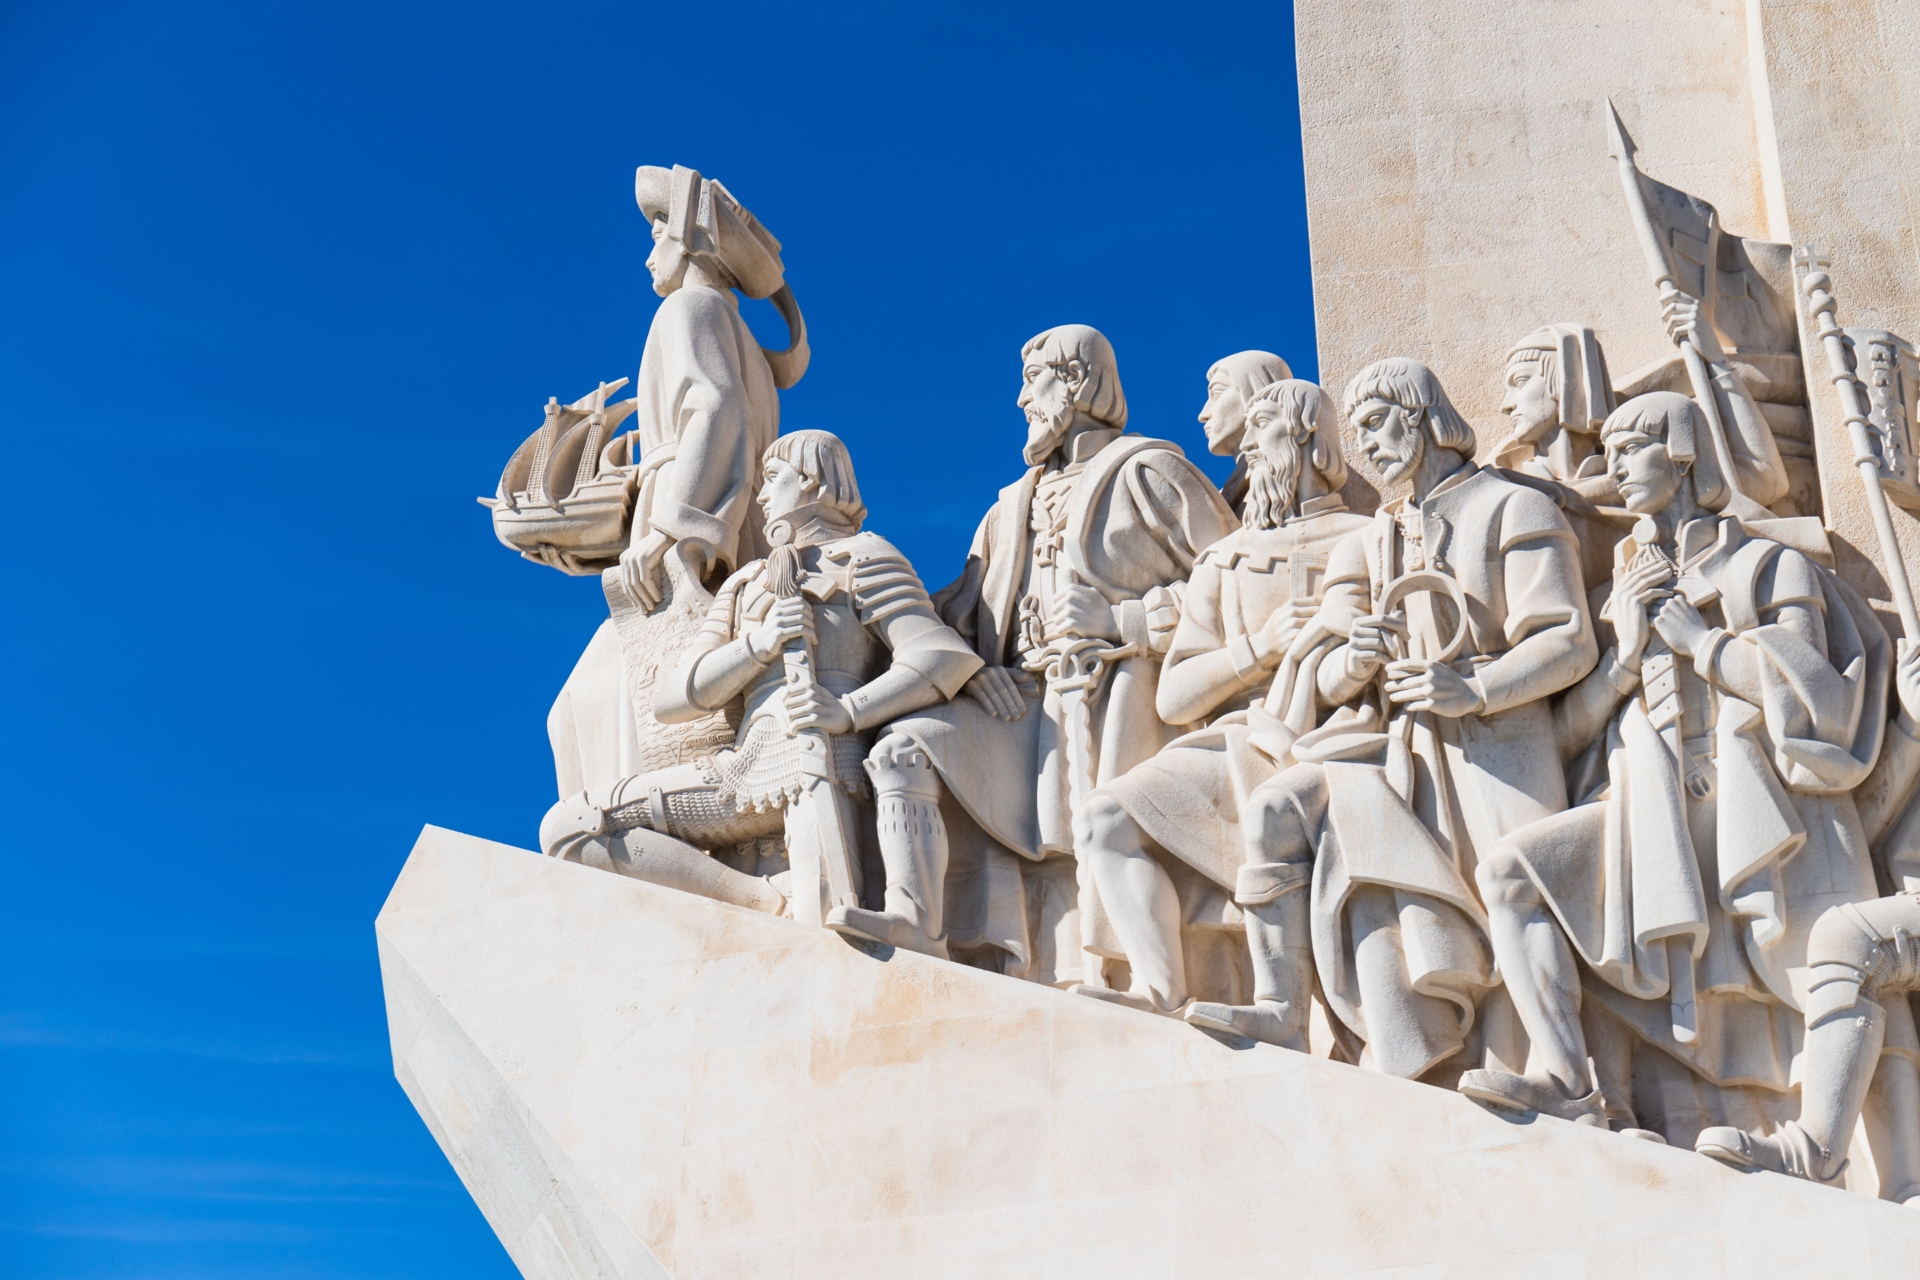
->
[1798,256,1920,638]
[1605,101,1746,505]
[764,542,864,928]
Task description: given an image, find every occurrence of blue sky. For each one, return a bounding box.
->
[0,2,1312,1274]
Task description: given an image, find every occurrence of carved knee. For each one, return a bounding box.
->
[865,731,941,800]
[1073,790,1142,861]
[1474,843,1541,906]
[1805,902,1887,1021]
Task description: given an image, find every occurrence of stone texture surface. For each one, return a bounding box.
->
[1296,0,1772,441]
[379,825,1920,1278]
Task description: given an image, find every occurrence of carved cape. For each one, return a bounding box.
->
[1499,517,1900,1090]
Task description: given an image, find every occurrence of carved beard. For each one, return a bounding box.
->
[1241,438,1302,530]
[1373,421,1424,485]
[1022,394,1075,465]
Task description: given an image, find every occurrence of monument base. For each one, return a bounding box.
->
[378,826,1920,1278]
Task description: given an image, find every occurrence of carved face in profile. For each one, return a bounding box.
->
[1604,425,1685,515]
[1501,351,1559,445]
[645,217,689,297]
[1351,397,1425,485]
[1199,373,1248,456]
[1018,357,1081,465]
[757,456,816,523]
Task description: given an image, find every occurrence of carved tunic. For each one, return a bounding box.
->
[1100,498,1372,890]
[1500,517,1899,1090]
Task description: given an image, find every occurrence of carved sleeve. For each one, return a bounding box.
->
[1315,532,1378,706]
[846,534,984,701]
[1155,558,1249,727]
[655,565,767,724]
[1470,493,1596,715]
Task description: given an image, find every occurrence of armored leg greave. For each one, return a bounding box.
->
[824,733,950,957]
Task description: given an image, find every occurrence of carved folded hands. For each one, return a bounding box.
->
[1611,548,1674,672]
[1047,580,1121,644]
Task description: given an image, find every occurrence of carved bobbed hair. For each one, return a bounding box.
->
[1599,390,1728,510]
[1208,350,1294,407]
[1022,324,1128,431]
[763,430,867,528]
[1342,358,1476,457]
[1248,378,1348,490]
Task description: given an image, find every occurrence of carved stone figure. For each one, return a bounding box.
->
[1076,379,1370,1035]
[884,325,1238,986]
[537,430,981,946]
[1494,324,1616,497]
[1464,392,1902,1143]
[1198,350,1293,517]
[546,165,812,804]
[1235,359,1597,1080]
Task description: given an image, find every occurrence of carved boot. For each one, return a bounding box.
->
[826,741,949,959]
[1697,996,1885,1184]
[1457,1068,1607,1125]
[540,780,786,915]
[1185,865,1313,1051]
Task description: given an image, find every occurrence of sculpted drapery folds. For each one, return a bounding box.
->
[1075,378,1371,1038]
[546,166,810,805]
[1238,359,1598,1081]
[1467,393,1915,1166]
[883,325,1238,984]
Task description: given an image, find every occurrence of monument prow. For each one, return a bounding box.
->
[379,826,1920,1278]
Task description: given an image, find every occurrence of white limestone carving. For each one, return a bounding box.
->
[538,430,981,947]
[1077,378,1369,1035]
[380,825,1920,1280]
[446,100,1920,1247]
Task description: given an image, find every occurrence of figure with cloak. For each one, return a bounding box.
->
[1691,639,1920,1199]
[1075,378,1371,1039]
[1234,358,1598,1082]
[1464,391,1915,1186]
[881,325,1239,985]
[547,164,811,803]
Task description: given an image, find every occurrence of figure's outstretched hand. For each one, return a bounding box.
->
[1344,611,1406,680]
[963,665,1033,721]
[1662,291,1726,364]
[748,595,814,662]
[619,529,674,610]
[1384,658,1485,717]
[1652,594,1710,657]
[1896,638,1920,727]
[785,678,854,735]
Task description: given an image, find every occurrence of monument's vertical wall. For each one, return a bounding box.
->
[1761,0,1920,619]
[1298,0,1920,625]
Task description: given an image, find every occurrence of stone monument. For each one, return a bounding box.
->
[386,11,1920,1273]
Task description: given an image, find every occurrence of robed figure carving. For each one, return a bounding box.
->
[548,165,812,803]
[1075,379,1371,1037]
[1469,393,1913,1172]
[883,325,1238,984]
[1238,359,1598,1081]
